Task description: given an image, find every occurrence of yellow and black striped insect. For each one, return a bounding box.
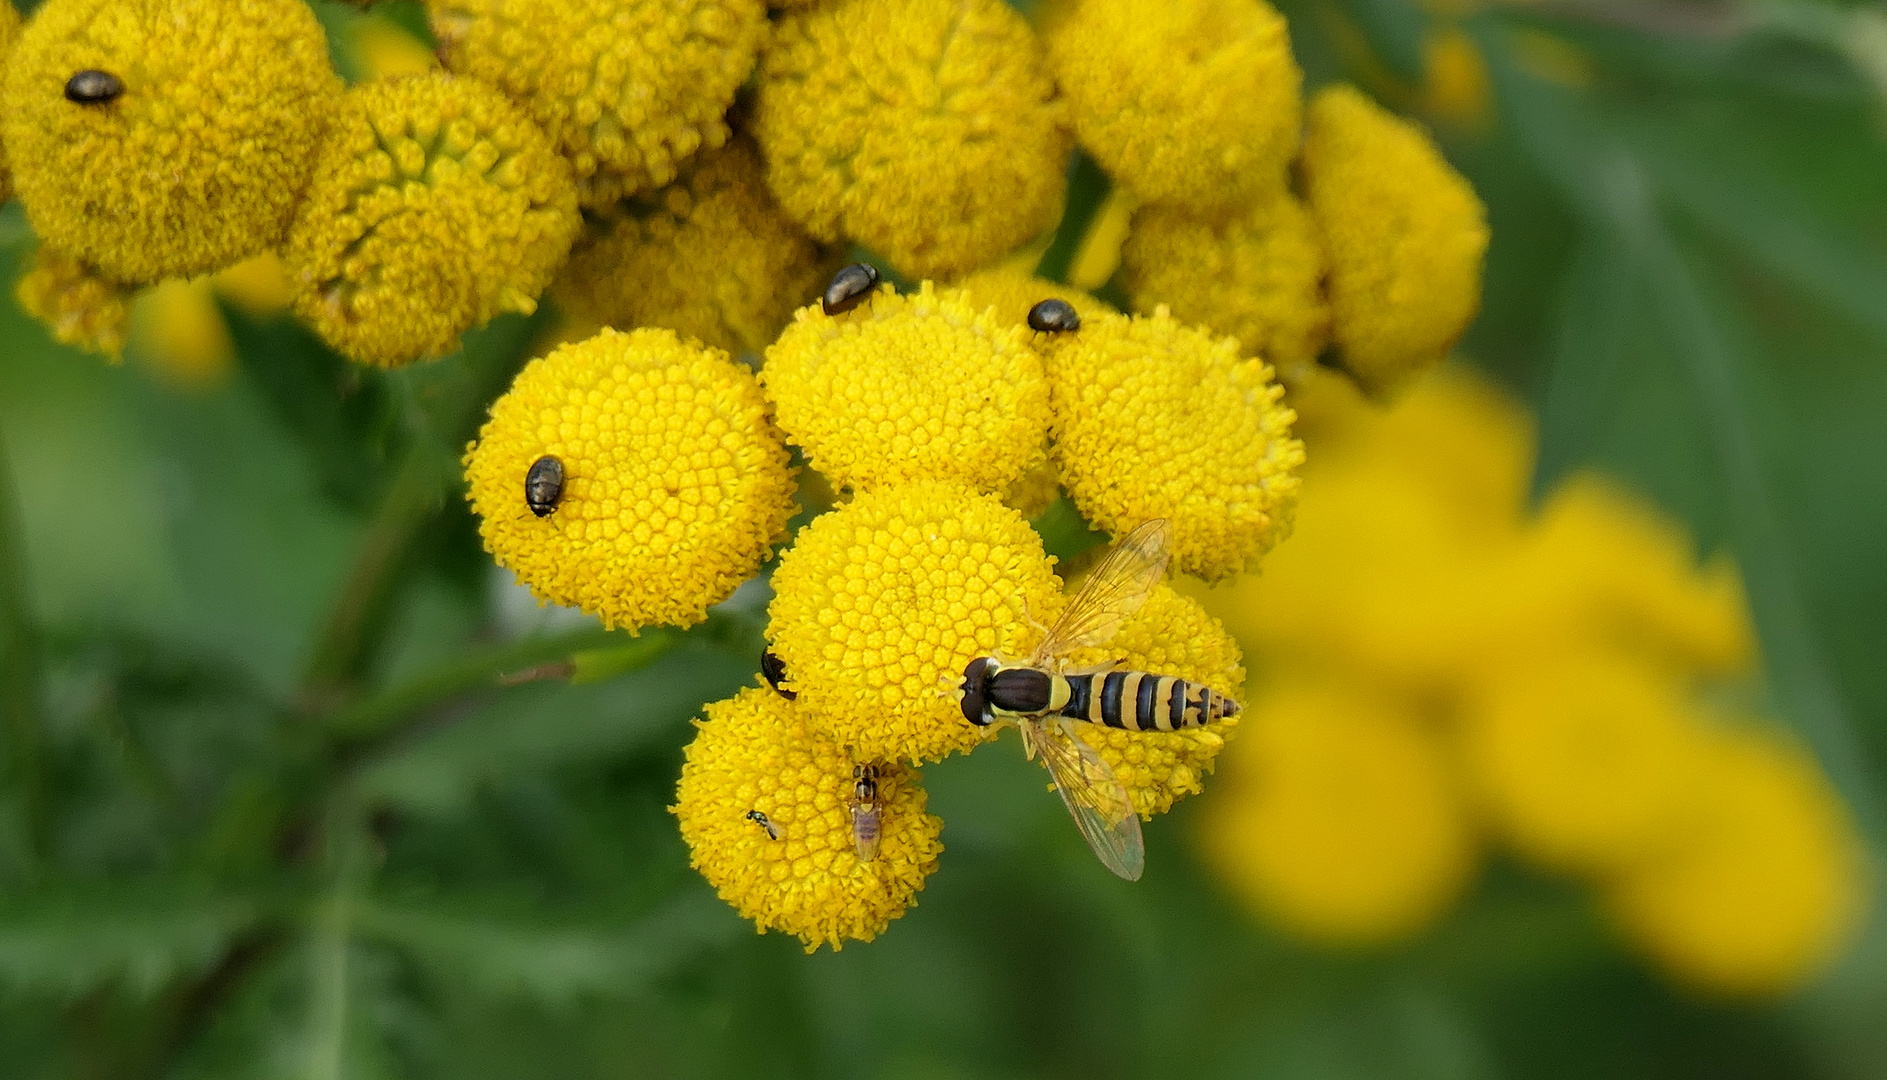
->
[956,519,1237,880]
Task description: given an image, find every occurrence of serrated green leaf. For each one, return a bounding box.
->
[0,885,266,999]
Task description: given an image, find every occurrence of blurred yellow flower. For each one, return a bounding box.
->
[554,137,837,357]
[1301,85,1488,396]
[128,277,234,388]
[1604,726,1869,996]
[1120,191,1331,385]
[351,15,439,79]
[464,327,796,631]
[948,268,1117,334]
[0,0,341,283]
[766,481,1061,763]
[754,0,1069,279]
[761,283,1050,495]
[1044,0,1302,213]
[675,688,944,951]
[211,254,294,322]
[1042,309,1303,581]
[283,72,581,367]
[430,0,765,205]
[0,2,19,205]
[1197,680,1478,945]
[15,246,131,358]
[1065,186,1136,293]
[1421,27,1493,131]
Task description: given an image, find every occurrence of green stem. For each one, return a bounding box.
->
[1034,151,1113,285]
[0,424,45,871]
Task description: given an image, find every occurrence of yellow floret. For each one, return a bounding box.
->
[283,73,581,367]
[1603,726,1869,996]
[15,246,132,358]
[1196,679,1478,945]
[464,327,796,631]
[762,283,1051,494]
[1301,85,1489,396]
[554,137,838,356]
[674,688,944,951]
[1041,309,1304,581]
[1460,653,1715,874]
[949,268,1118,333]
[0,0,340,283]
[1044,0,1301,213]
[429,0,765,205]
[0,2,20,205]
[1120,191,1331,386]
[754,0,1070,279]
[766,482,1063,762]
[1059,581,1245,818]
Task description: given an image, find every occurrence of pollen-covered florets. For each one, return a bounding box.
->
[1041,309,1304,581]
[1301,85,1489,395]
[0,3,20,206]
[767,481,1063,762]
[0,0,341,284]
[949,268,1118,333]
[554,137,837,356]
[1120,192,1330,386]
[464,327,796,631]
[754,0,1070,279]
[15,246,132,358]
[1060,581,1245,818]
[1044,0,1302,214]
[761,283,1051,494]
[429,0,766,205]
[283,72,581,367]
[674,688,944,951]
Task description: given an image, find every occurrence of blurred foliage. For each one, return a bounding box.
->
[1,0,1886,1078]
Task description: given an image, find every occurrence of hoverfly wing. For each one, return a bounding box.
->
[1030,518,1173,666]
[1023,720,1145,881]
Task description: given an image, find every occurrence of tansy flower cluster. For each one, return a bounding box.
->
[1192,367,1870,996]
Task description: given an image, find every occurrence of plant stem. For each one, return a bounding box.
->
[1034,151,1113,286]
[0,423,45,871]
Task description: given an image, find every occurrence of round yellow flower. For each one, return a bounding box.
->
[1044,0,1301,213]
[0,2,20,205]
[554,137,837,356]
[1460,653,1715,875]
[1197,680,1478,945]
[1059,581,1245,818]
[761,283,1050,494]
[1301,85,1489,396]
[464,327,796,631]
[0,0,340,283]
[15,246,132,358]
[754,0,1069,279]
[1041,309,1304,581]
[429,0,765,205]
[766,481,1063,762]
[1603,726,1869,996]
[128,277,234,388]
[674,688,944,951]
[283,73,581,368]
[949,268,1118,333]
[1120,191,1331,386]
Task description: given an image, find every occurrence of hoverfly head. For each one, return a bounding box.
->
[959,656,998,726]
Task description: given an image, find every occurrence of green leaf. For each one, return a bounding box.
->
[1530,229,1638,500]
[0,884,266,999]
[1338,0,1431,82]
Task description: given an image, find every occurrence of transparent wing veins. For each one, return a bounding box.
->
[1023,720,1146,881]
[1030,519,1172,666]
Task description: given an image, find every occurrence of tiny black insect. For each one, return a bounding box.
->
[745,809,782,840]
[524,455,565,517]
[65,70,125,105]
[821,262,880,316]
[1026,298,1081,333]
[760,649,796,700]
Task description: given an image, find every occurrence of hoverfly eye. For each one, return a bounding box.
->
[959,657,994,726]
[65,70,125,105]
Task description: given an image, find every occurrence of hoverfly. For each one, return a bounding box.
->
[957,519,1238,881]
[849,764,883,861]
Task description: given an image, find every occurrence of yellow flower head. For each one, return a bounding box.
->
[15,246,132,358]
[1044,0,1302,213]
[1041,309,1304,581]
[0,0,340,284]
[464,327,796,631]
[1603,726,1869,996]
[429,0,765,205]
[1120,191,1331,386]
[283,73,581,368]
[761,283,1051,494]
[766,481,1062,762]
[1301,85,1489,396]
[0,3,20,205]
[554,137,837,357]
[1196,679,1478,945]
[948,268,1118,333]
[754,0,1070,279]
[1460,652,1715,875]
[128,277,234,388]
[1059,581,1245,818]
[674,688,944,951]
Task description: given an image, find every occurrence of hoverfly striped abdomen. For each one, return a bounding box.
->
[1057,669,1236,731]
